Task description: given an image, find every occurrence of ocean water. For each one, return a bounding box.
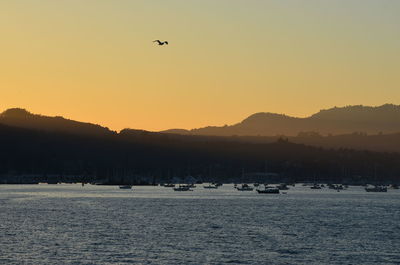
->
[0,184,399,265]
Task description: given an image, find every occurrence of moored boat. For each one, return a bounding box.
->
[310,184,322,189]
[257,187,280,194]
[277,183,289,190]
[365,185,387,192]
[328,184,344,190]
[236,184,254,191]
[335,184,344,190]
[173,185,192,191]
[119,185,132,189]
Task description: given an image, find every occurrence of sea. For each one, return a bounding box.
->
[0,184,399,265]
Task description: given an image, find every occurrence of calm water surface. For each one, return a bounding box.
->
[0,184,399,265]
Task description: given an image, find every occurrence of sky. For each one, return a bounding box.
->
[0,0,399,131]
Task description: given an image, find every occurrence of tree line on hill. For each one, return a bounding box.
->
[0,124,399,185]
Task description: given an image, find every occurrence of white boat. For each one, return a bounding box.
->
[236,184,254,191]
[203,184,218,189]
[365,185,387,192]
[173,185,192,191]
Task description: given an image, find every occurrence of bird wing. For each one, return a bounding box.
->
[153,40,161,44]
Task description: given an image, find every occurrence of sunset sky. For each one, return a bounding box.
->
[1,0,399,131]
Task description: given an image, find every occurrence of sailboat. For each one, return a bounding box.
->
[365,164,387,192]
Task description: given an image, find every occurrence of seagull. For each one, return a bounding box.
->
[153,40,168,46]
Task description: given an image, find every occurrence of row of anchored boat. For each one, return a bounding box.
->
[168,182,222,191]
[164,183,282,193]
[119,183,397,193]
[365,185,388,192]
[234,183,290,193]
[307,183,391,192]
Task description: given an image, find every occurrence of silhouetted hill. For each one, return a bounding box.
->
[0,108,115,136]
[163,104,400,136]
[2,107,400,154]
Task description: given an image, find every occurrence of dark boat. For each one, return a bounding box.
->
[277,183,289,190]
[119,185,132,189]
[335,184,344,190]
[310,184,322,189]
[257,187,280,194]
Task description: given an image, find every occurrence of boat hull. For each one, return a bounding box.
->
[365,188,387,192]
[257,189,279,194]
[119,185,132,189]
[236,188,254,191]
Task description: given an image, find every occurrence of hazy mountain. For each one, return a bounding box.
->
[208,132,400,153]
[2,105,400,153]
[0,108,114,136]
[163,104,400,136]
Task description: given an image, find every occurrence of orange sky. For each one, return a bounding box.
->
[1,1,399,131]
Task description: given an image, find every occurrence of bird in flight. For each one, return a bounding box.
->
[153,40,168,46]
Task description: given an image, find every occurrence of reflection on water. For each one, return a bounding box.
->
[0,184,399,264]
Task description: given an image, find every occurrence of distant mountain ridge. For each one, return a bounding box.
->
[162,104,400,136]
[0,108,114,136]
[1,106,400,152]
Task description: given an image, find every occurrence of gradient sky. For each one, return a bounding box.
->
[1,0,399,131]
